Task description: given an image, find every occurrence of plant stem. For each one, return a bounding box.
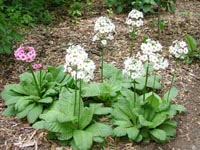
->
[101,46,104,82]
[143,62,149,102]
[167,60,177,102]
[74,67,78,116]
[78,79,82,129]
[167,74,175,102]
[129,29,135,57]
[133,79,136,106]
[39,69,42,90]
[28,64,40,97]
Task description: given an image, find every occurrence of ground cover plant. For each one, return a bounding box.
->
[1,0,200,149]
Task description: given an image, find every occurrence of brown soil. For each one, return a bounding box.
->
[0,0,200,149]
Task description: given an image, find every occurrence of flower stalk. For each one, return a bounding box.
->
[28,63,40,97]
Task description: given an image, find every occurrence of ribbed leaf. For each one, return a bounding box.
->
[79,107,93,129]
[73,130,93,150]
[27,105,43,123]
[86,122,112,137]
[126,127,140,140]
[113,127,127,137]
[150,129,167,141]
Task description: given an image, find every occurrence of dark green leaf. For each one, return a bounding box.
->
[150,129,167,141]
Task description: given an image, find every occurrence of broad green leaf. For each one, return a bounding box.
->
[135,134,143,142]
[150,112,167,128]
[79,107,93,129]
[159,124,176,137]
[27,105,43,123]
[32,120,45,129]
[82,82,110,97]
[163,120,177,127]
[146,93,162,109]
[185,34,197,52]
[43,89,58,97]
[93,137,104,143]
[16,103,35,119]
[90,103,112,115]
[15,98,32,111]
[171,104,186,112]
[47,66,66,83]
[113,127,127,137]
[86,122,112,137]
[2,105,16,116]
[44,122,74,133]
[167,104,186,118]
[73,130,93,150]
[57,132,73,141]
[126,127,140,140]
[112,107,130,121]
[39,97,53,103]
[113,120,132,128]
[150,129,167,141]
[163,87,178,102]
[139,115,152,126]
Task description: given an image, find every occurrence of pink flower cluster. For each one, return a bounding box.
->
[32,63,43,70]
[14,46,36,62]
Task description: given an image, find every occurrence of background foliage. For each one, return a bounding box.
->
[0,0,88,53]
[104,0,177,13]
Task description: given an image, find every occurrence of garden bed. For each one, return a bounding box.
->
[0,0,200,149]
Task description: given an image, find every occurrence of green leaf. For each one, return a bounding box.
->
[163,87,178,102]
[39,97,53,103]
[150,129,167,141]
[159,124,176,137]
[86,122,112,137]
[90,103,112,115]
[45,122,74,133]
[16,103,35,119]
[126,127,140,140]
[139,115,152,126]
[79,107,93,129]
[113,120,132,128]
[15,98,32,111]
[113,127,127,137]
[185,34,197,52]
[27,105,43,123]
[82,82,102,97]
[146,93,162,109]
[2,105,16,116]
[32,121,45,129]
[73,130,93,150]
[93,137,104,143]
[135,134,143,142]
[150,112,167,128]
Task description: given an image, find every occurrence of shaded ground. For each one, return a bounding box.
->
[0,0,200,149]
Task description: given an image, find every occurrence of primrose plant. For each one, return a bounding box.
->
[169,35,200,64]
[34,45,112,150]
[93,16,116,80]
[112,40,185,143]
[1,46,73,123]
[125,9,144,56]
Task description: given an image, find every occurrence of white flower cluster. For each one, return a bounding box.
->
[141,38,163,55]
[137,38,169,70]
[64,45,96,82]
[125,9,144,28]
[122,57,145,80]
[93,16,116,46]
[169,40,188,59]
